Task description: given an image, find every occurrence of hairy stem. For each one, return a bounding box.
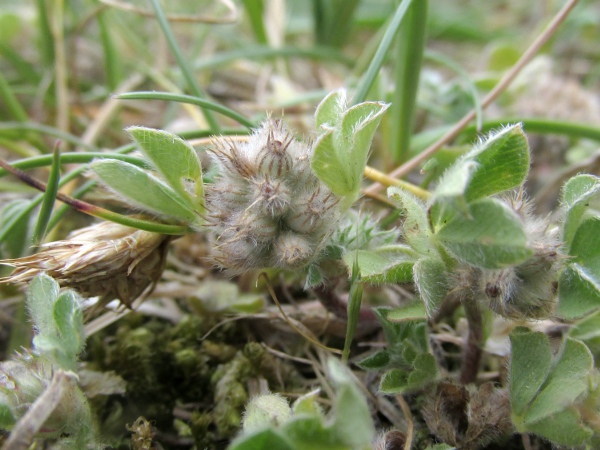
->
[460,298,484,385]
[312,283,378,323]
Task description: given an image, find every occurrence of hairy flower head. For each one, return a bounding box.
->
[206,118,343,274]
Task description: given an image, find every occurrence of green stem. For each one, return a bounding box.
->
[116,91,255,129]
[460,118,600,143]
[148,0,220,133]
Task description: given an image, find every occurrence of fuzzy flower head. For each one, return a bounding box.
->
[0,221,171,308]
[205,118,343,274]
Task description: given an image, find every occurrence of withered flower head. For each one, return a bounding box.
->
[0,221,171,309]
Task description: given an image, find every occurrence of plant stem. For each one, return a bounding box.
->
[460,297,484,385]
[312,283,377,323]
[0,157,189,235]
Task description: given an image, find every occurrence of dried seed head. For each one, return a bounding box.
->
[0,221,171,309]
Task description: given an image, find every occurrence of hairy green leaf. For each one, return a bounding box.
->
[311,97,388,202]
[127,126,202,208]
[388,186,435,255]
[463,124,529,201]
[558,217,600,319]
[413,257,449,314]
[509,329,552,418]
[561,174,600,249]
[92,159,196,222]
[356,350,391,370]
[525,408,592,447]
[386,301,427,322]
[315,89,345,128]
[342,247,415,284]
[436,198,532,268]
[27,273,60,338]
[229,428,294,450]
[524,339,593,424]
[328,358,375,447]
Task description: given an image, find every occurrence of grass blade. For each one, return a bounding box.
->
[353,0,414,104]
[32,143,61,245]
[390,0,428,162]
[148,0,220,133]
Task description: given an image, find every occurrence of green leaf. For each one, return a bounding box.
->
[292,389,323,417]
[569,309,600,341]
[386,301,427,322]
[429,160,478,229]
[428,124,529,230]
[315,89,345,128]
[379,354,437,394]
[509,329,552,418]
[229,428,294,450]
[510,329,595,446]
[558,217,600,319]
[413,257,449,314]
[127,126,202,208]
[336,101,389,197]
[342,247,415,284]
[311,99,389,202]
[524,338,593,424]
[27,273,60,338]
[92,159,196,222]
[0,401,15,429]
[284,416,345,450]
[525,408,593,447]
[356,350,391,370]
[436,198,533,269]
[388,186,435,255]
[310,129,341,192]
[463,124,529,201]
[561,174,600,249]
[53,291,85,362]
[558,264,600,319]
[327,358,375,448]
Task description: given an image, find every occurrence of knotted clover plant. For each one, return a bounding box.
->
[3,88,600,449]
